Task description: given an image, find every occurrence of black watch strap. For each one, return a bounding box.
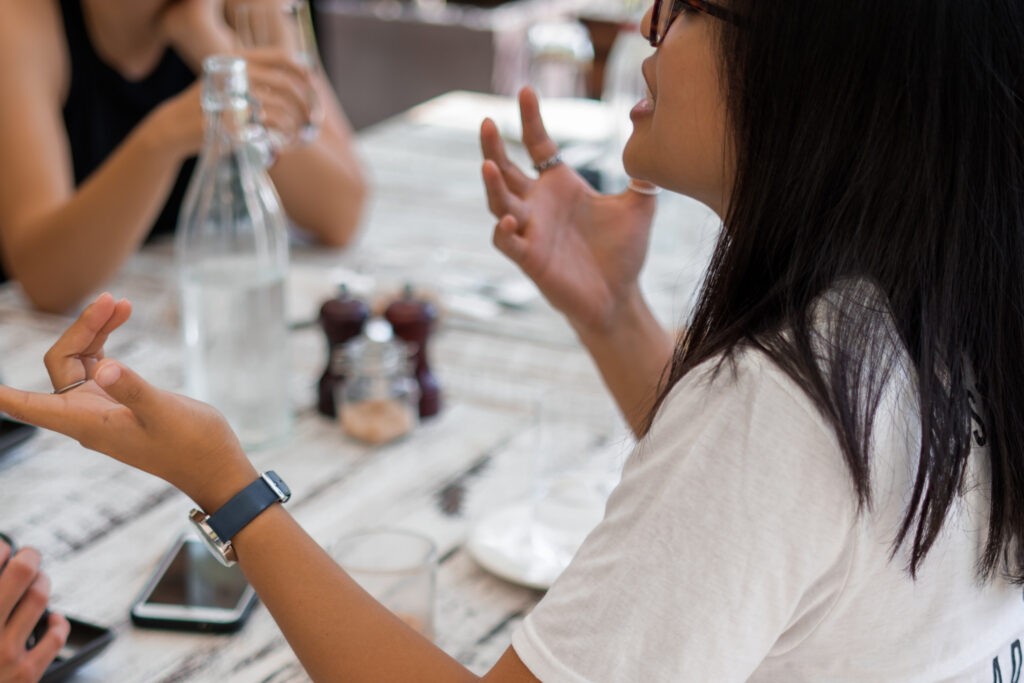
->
[207,471,291,542]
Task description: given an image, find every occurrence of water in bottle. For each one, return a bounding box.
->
[177,55,291,448]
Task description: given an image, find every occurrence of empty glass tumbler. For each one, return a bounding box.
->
[526,21,594,98]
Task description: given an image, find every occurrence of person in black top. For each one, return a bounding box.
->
[0,0,368,313]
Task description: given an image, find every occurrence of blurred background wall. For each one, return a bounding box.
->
[313,0,642,130]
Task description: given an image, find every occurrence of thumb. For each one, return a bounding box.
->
[93,360,161,419]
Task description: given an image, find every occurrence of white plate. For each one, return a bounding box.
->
[466,494,605,590]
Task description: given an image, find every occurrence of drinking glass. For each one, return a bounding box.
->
[334,529,437,639]
[526,21,594,99]
[467,387,629,589]
[231,0,324,146]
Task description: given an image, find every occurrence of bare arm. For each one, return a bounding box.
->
[0,1,204,314]
[234,508,537,681]
[233,507,486,682]
[0,295,538,681]
[266,70,367,247]
[480,89,673,434]
[165,0,368,246]
[573,289,675,434]
[0,0,364,314]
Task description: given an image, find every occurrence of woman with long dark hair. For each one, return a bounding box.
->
[1,0,1021,680]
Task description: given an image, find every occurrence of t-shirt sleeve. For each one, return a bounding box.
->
[511,352,859,682]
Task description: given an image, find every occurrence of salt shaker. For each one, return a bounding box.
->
[317,285,369,417]
[337,320,419,445]
[385,284,441,418]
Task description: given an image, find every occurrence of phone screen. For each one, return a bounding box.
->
[0,416,36,456]
[143,538,249,609]
[0,418,28,436]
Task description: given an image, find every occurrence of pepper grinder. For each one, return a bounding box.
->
[384,284,441,418]
[317,285,370,417]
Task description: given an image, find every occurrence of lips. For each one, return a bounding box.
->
[630,93,655,119]
[630,66,656,119]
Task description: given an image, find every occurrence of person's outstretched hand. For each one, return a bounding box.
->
[0,294,256,513]
[480,87,657,336]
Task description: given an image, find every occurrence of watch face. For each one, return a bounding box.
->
[189,511,236,567]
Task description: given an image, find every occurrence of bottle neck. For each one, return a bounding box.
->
[197,56,271,166]
[203,103,240,141]
[202,101,268,158]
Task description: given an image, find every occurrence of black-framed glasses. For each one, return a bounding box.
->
[649,0,740,47]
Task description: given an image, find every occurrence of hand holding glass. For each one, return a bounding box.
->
[232,0,324,147]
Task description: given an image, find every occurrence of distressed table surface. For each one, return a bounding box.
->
[0,92,717,682]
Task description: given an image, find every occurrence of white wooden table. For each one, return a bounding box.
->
[0,91,718,682]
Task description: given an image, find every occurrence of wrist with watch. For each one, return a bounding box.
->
[189,471,290,566]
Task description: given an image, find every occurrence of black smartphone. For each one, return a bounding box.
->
[0,415,36,457]
[41,617,115,683]
[130,534,258,633]
[0,533,115,682]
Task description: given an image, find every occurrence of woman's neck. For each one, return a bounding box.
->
[80,0,169,80]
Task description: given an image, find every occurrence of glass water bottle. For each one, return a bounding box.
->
[176,55,291,448]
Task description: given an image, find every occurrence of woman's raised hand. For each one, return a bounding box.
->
[480,87,657,336]
[0,294,256,513]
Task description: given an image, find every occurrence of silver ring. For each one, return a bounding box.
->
[52,379,87,395]
[533,152,563,173]
[627,179,662,196]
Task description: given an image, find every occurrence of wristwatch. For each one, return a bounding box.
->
[189,471,291,566]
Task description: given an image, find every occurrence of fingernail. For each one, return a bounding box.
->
[95,363,121,387]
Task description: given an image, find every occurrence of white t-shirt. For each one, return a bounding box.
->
[512,347,1024,682]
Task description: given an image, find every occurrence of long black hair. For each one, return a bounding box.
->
[647,0,1024,580]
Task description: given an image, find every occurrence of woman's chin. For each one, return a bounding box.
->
[622,152,659,188]
[621,139,645,181]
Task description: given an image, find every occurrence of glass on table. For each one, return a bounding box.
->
[334,529,437,639]
[526,21,595,99]
[230,0,324,146]
[467,386,630,589]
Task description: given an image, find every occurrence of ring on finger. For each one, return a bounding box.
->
[533,152,563,173]
[52,379,87,395]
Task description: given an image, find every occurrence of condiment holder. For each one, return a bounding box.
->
[385,284,441,419]
[334,319,419,445]
[317,285,370,418]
